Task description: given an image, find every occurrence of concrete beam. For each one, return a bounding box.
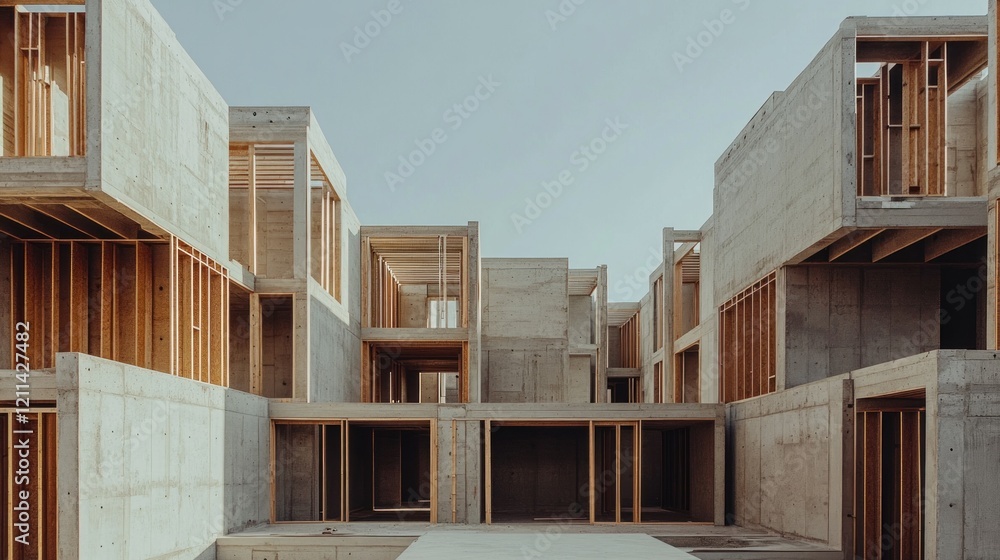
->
[362,328,469,342]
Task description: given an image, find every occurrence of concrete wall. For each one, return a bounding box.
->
[309,200,362,402]
[712,30,849,303]
[400,284,428,327]
[699,219,721,404]
[730,350,1000,554]
[481,259,575,403]
[89,0,231,262]
[946,77,989,197]
[785,266,941,387]
[57,353,269,560]
[568,295,594,346]
[222,391,270,535]
[929,351,1000,560]
[309,291,361,402]
[728,376,845,547]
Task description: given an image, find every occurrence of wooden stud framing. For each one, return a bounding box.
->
[719,272,777,403]
[619,311,640,369]
[652,276,663,351]
[309,158,342,299]
[0,408,57,560]
[7,236,228,388]
[855,39,983,197]
[484,419,492,524]
[854,403,925,559]
[8,9,85,157]
[477,420,705,526]
[673,245,700,341]
[173,239,229,385]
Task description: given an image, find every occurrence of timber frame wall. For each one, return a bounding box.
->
[0,4,86,158]
[6,237,229,386]
[619,311,640,369]
[855,36,987,197]
[482,419,717,525]
[271,419,438,523]
[719,271,776,403]
[0,407,56,560]
[854,395,925,560]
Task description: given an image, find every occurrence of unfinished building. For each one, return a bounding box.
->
[0,0,999,559]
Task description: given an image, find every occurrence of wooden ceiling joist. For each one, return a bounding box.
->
[25,204,121,239]
[69,206,139,239]
[0,215,45,239]
[871,228,940,262]
[828,229,885,261]
[0,205,78,239]
[945,40,989,92]
[607,303,640,327]
[369,235,466,285]
[856,41,924,63]
[923,228,985,261]
[568,269,599,296]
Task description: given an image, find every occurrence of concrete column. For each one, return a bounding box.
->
[596,265,608,403]
[435,408,481,524]
[435,413,455,523]
[293,292,310,401]
[713,408,726,526]
[989,0,998,178]
[988,199,997,350]
[464,418,482,523]
[775,267,788,390]
[662,228,675,403]
[467,222,482,403]
[839,379,856,555]
[293,140,311,280]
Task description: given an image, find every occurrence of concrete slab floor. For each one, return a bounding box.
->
[397,532,697,559]
[223,523,840,558]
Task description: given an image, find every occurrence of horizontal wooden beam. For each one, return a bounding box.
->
[947,40,988,93]
[856,41,923,63]
[25,204,118,239]
[828,229,884,261]
[924,228,986,261]
[0,205,74,239]
[856,398,925,412]
[871,228,939,262]
[69,206,139,239]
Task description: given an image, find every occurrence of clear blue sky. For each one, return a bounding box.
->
[150,0,987,301]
